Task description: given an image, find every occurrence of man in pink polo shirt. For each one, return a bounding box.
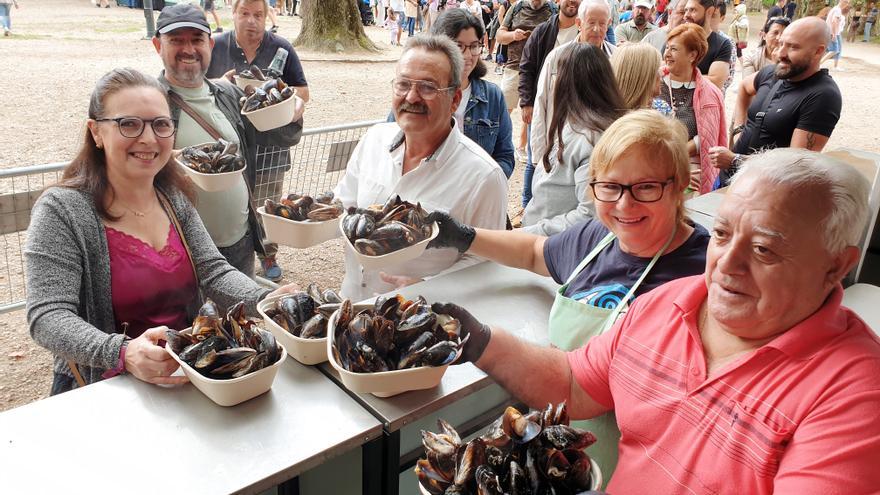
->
[435,147,880,493]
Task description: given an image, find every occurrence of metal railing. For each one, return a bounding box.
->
[0,119,383,314]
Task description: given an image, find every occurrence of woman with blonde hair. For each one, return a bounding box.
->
[426,110,710,477]
[610,42,672,114]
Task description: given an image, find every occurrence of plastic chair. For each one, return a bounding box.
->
[842,283,880,335]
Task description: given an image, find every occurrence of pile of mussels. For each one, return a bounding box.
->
[237,64,269,81]
[264,191,343,222]
[342,195,433,256]
[417,403,598,495]
[165,300,281,380]
[331,294,468,373]
[240,77,295,113]
[180,140,245,174]
[263,284,342,339]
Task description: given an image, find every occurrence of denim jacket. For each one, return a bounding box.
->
[387,77,515,178]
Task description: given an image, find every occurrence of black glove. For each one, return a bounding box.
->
[431,302,491,364]
[425,211,476,253]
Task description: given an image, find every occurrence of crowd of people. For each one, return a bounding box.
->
[21,0,880,492]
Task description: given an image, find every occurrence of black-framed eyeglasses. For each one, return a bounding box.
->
[94,116,177,139]
[455,41,483,55]
[589,179,674,203]
[391,78,456,100]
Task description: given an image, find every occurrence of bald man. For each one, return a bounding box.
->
[708,17,842,187]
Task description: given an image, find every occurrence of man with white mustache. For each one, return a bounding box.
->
[333,35,507,301]
[152,3,304,278]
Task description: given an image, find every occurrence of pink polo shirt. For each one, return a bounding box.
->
[568,275,880,494]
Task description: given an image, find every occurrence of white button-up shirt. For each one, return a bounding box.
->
[334,121,508,301]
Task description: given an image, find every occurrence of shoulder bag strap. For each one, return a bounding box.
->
[168,91,224,142]
[157,189,200,288]
[67,359,87,388]
[746,79,784,152]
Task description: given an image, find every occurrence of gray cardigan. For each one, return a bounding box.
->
[25,186,271,386]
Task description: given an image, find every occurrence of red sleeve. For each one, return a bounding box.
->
[773,364,880,492]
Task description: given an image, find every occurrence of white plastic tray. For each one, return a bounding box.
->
[341,220,439,271]
[257,296,328,365]
[241,90,296,132]
[176,156,245,193]
[257,206,341,249]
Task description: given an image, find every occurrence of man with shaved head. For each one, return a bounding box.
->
[709,17,841,187]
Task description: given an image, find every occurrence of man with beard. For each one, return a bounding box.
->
[333,35,507,301]
[206,0,309,282]
[642,0,684,52]
[614,0,658,44]
[152,3,304,278]
[682,0,732,89]
[708,17,841,186]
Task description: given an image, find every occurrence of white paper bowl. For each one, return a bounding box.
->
[176,155,246,193]
[327,303,451,398]
[165,328,287,407]
[234,75,265,91]
[417,457,602,494]
[257,206,342,249]
[241,91,296,132]
[341,220,440,272]
[257,296,328,365]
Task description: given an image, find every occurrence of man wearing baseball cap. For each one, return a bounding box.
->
[151,3,304,280]
[614,0,658,44]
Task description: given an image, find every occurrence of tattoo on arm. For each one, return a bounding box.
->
[806,132,816,150]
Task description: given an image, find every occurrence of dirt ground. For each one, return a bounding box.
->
[0,1,878,411]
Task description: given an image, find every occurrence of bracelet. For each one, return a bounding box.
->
[102,338,130,379]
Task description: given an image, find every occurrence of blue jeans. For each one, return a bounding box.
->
[865,22,874,42]
[0,4,11,31]
[406,16,415,36]
[828,34,842,60]
[522,124,534,207]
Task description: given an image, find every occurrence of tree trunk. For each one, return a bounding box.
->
[294,0,378,52]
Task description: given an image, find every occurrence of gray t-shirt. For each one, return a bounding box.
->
[170,83,250,248]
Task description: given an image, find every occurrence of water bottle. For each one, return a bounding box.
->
[266,47,289,79]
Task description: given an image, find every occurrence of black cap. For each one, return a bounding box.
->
[156,3,211,35]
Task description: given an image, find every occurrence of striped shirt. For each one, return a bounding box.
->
[569,275,880,494]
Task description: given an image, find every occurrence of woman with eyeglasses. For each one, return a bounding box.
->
[426,110,709,476]
[25,68,297,395]
[742,16,790,77]
[388,9,513,177]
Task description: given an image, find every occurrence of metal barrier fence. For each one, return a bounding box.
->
[0,119,383,315]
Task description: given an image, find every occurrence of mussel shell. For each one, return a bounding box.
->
[455,438,487,487]
[415,459,451,495]
[422,340,459,367]
[280,86,295,100]
[300,313,328,339]
[396,311,437,345]
[314,191,334,204]
[421,430,459,457]
[256,327,279,363]
[508,460,530,495]
[179,335,228,364]
[278,292,317,328]
[540,425,597,451]
[474,465,502,495]
[165,329,196,355]
[306,204,343,221]
[437,418,462,446]
[207,347,258,375]
[322,289,342,304]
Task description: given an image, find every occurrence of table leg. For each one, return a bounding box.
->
[383,430,401,495]
[362,435,384,495]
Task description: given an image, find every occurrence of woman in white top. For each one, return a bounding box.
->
[522,43,625,236]
[742,16,789,77]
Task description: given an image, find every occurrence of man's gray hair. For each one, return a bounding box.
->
[402,34,464,90]
[732,148,871,254]
[578,0,612,21]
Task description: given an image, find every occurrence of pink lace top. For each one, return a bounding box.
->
[105,223,197,338]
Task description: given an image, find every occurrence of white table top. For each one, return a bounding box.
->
[0,359,383,494]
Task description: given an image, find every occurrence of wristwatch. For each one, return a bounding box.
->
[730,153,744,171]
[102,338,130,379]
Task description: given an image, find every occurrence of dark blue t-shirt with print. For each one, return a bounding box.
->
[543,219,710,306]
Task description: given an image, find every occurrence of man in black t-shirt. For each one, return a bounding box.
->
[709,17,841,186]
[683,0,732,89]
